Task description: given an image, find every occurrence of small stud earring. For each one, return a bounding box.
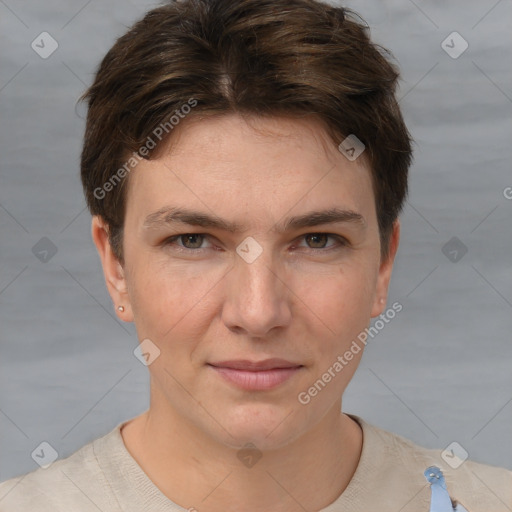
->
[117,305,125,312]
[380,298,385,304]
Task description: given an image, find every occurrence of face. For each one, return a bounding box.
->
[94,114,398,450]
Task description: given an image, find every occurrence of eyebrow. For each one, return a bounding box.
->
[142,206,366,233]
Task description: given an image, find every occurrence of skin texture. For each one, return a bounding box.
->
[92,114,400,512]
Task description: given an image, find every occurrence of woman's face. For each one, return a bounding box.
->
[97,113,398,450]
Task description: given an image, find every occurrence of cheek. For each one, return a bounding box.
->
[127,256,226,339]
[297,261,378,338]
[291,269,375,411]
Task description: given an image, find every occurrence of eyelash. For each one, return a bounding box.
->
[161,233,349,254]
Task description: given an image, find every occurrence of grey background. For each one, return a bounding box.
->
[1,0,511,483]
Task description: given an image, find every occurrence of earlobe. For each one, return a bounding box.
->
[371,220,400,318]
[91,216,133,322]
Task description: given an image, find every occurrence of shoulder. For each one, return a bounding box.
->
[0,426,122,512]
[356,415,512,512]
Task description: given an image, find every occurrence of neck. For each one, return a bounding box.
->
[121,402,362,512]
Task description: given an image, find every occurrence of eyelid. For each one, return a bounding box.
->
[293,233,349,250]
[163,233,213,250]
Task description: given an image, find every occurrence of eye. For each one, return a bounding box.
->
[163,234,212,250]
[296,233,347,250]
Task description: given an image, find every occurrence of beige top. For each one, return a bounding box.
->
[0,415,510,511]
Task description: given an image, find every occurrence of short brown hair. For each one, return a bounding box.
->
[80,0,412,264]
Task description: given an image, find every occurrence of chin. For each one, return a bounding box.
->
[210,403,304,450]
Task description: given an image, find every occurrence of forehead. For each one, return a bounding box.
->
[124,114,375,228]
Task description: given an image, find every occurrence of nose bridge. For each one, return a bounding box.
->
[238,249,277,300]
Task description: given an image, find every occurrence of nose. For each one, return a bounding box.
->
[221,248,292,338]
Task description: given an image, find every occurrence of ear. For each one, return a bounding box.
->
[370,220,400,318]
[91,216,134,322]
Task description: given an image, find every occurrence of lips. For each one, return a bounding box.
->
[207,359,303,391]
[208,358,302,371]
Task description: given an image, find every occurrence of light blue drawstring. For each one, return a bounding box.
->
[424,466,469,512]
